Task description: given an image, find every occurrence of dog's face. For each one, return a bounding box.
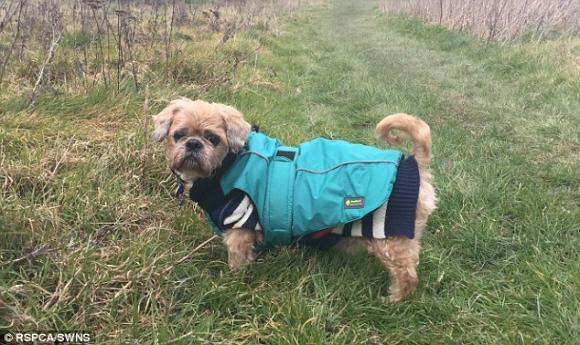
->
[153,98,251,180]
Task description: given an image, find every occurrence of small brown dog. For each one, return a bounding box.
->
[154,98,436,302]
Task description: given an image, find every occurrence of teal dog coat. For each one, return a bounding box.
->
[188,131,420,247]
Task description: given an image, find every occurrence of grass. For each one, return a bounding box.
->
[1,0,579,344]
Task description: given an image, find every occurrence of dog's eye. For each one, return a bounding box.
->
[206,133,220,146]
[173,132,185,141]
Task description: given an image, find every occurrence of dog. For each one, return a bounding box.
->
[153,98,436,302]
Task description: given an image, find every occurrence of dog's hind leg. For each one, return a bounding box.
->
[369,237,420,302]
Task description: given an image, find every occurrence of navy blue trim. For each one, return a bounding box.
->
[361,212,374,238]
[343,222,352,237]
[384,155,420,239]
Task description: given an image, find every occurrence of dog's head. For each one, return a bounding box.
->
[153,98,251,180]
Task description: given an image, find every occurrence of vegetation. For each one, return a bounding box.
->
[1,0,579,344]
[381,0,580,41]
[0,0,302,97]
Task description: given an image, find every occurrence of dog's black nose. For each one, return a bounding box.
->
[185,138,203,151]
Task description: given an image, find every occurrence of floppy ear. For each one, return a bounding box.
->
[152,102,178,142]
[216,103,251,152]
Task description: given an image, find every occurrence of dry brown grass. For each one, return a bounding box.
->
[381,0,580,41]
[0,0,305,98]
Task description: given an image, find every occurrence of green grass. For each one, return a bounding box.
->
[1,0,579,344]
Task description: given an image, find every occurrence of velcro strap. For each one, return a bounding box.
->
[263,146,297,245]
[276,150,295,160]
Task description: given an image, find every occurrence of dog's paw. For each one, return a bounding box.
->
[227,246,256,271]
[379,294,407,304]
[223,229,258,271]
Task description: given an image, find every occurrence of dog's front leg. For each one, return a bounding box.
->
[223,228,258,270]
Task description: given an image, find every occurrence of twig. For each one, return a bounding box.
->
[121,8,139,91]
[0,0,17,35]
[90,6,108,87]
[165,0,176,67]
[116,3,123,92]
[165,331,198,345]
[140,85,150,186]
[5,244,50,265]
[162,235,218,274]
[29,28,62,104]
[0,0,25,88]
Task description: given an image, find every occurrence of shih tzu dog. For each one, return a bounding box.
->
[153,98,436,302]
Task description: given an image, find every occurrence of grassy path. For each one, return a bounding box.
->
[228,1,580,343]
[1,0,578,344]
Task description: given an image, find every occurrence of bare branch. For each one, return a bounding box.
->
[0,0,25,87]
[29,28,62,103]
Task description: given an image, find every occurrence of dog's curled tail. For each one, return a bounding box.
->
[376,113,431,168]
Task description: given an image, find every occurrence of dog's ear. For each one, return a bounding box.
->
[216,103,251,152]
[152,101,179,142]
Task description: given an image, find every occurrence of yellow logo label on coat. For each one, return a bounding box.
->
[344,197,364,209]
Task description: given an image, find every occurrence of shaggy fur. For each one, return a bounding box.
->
[153,98,437,302]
